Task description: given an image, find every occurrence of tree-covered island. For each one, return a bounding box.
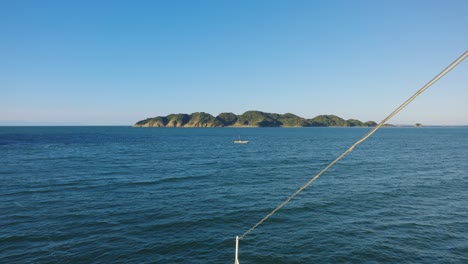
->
[134,111,379,128]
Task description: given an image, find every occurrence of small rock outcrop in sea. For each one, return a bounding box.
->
[134,111,379,128]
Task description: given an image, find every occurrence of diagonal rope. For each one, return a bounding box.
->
[239,50,468,240]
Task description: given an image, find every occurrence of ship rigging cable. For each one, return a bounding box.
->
[234,50,467,264]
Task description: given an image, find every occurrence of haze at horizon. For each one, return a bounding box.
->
[1,0,467,126]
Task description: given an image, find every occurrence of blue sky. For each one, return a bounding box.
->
[1,0,467,125]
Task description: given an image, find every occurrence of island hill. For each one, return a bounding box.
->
[134,111,378,128]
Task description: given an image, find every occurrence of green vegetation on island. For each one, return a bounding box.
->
[215,112,238,126]
[134,111,381,128]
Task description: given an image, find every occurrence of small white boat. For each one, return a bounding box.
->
[234,135,248,144]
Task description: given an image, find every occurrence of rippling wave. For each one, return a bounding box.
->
[0,127,467,263]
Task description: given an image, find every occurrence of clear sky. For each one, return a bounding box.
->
[1,0,467,125]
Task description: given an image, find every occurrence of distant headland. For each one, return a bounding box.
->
[133,111,380,128]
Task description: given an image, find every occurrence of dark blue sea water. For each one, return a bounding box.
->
[1,127,467,263]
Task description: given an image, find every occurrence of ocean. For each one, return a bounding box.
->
[0,126,467,263]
